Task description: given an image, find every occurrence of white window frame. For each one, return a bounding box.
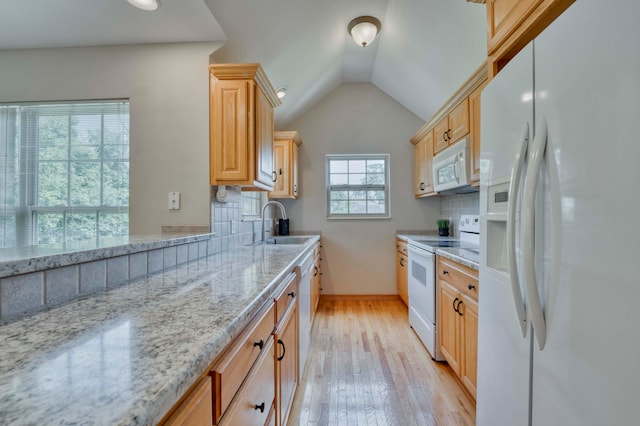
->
[325,154,391,220]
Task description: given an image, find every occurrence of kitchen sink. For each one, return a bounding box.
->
[250,236,313,246]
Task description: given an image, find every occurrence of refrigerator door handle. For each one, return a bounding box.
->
[507,122,530,338]
[523,117,548,350]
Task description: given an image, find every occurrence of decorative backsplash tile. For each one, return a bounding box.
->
[440,192,479,237]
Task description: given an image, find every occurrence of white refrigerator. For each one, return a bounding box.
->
[477,1,640,425]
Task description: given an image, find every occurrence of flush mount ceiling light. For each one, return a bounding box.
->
[276,87,287,99]
[348,16,381,47]
[126,0,159,11]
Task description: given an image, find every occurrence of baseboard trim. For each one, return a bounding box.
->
[319,294,401,301]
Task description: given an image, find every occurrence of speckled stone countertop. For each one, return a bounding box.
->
[395,231,441,242]
[0,233,213,278]
[0,236,319,425]
[437,248,479,271]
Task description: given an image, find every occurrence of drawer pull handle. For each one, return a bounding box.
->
[253,339,264,350]
[468,284,476,290]
[313,266,318,277]
[456,299,464,316]
[453,297,459,313]
[443,270,449,275]
[400,258,405,267]
[287,291,296,298]
[277,339,286,361]
[254,402,265,413]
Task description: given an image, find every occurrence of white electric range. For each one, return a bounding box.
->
[407,215,479,360]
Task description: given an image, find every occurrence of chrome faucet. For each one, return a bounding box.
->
[261,200,287,242]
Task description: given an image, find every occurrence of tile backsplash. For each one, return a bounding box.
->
[210,186,255,253]
[439,192,479,237]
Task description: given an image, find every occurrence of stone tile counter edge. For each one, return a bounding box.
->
[0,235,320,426]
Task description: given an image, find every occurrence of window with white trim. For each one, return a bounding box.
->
[326,154,390,219]
[0,101,130,248]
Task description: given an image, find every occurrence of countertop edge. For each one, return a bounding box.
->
[436,248,479,271]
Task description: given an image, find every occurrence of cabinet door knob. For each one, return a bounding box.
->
[468,284,476,290]
[287,291,296,298]
[277,339,286,361]
[453,297,459,312]
[254,402,265,413]
[253,339,264,350]
[279,168,282,175]
[443,270,449,275]
[399,258,405,267]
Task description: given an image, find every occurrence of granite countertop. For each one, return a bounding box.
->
[395,231,441,242]
[0,236,319,425]
[0,233,214,278]
[437,248,479,271]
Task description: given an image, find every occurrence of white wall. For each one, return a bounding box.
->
[0,42,222,234]
[280,83,440,295]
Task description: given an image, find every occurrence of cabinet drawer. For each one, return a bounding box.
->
[395,239,408,256]
[162,377,213,426]
[219,336,275,426]
[211,301,275,423]
[274,273,298,326]
[438,257,479,301]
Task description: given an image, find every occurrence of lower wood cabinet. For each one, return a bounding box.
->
[395,239,408,306]
[310,243,321,324]
[219,336,275,426]
[437,256,479,399]
[163,377,213,426]
[274,299,298,426]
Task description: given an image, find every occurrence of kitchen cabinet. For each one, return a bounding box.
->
[274,292,297,426]
[413,131,436,198]
[437,256,479,400]
[210,300,275,424]
[410,62,487,196]
[209,63,281,190]
[469,82,487,186]
[310,241,322,324]
[395,239,408,306]
[433,99,469,155]
[269,131,302,199]
[163,377,213,426]
[486,0,574,76]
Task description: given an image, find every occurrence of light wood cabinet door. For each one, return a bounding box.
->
[413,137,426,196]
[311,255,321,322]
[163,377,213,426]
[219,337,275,426]
[448,98,470,143]
[439,280,461,376]
[275,302,298,426]
[210,79,251,184]
[269,132,302,199]
[460,294,478,399]
[255,88,275,187]
[487,0,541,53]
[396,252,408,306]
[433,116,450,154]
[469,84,484,185]
[271,139,289,196]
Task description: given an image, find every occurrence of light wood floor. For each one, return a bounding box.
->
[288,297,475,426]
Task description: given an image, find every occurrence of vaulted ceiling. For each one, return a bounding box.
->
[0,0,487,129]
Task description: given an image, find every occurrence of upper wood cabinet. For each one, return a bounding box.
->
[412,131,436,198]
[209,64,281,190]
[433,99,469,155]
[269,131,302,199]
[487,0,574,76]
[469,82,487,186]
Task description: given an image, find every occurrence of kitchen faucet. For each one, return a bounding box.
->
[261,200,287,242]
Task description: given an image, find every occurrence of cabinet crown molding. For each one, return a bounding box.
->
[209,63,282,108]
[411,61,488,144]
[274,131,302,146]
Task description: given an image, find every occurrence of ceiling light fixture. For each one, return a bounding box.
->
[276,87,287,99]
[348,16,381,47]
[126,0,159,11]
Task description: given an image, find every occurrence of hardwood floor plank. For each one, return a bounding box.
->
[288,298,475,426]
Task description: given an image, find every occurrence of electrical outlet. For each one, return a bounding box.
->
[168,192,180,210]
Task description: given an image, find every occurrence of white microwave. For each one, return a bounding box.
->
[432,138,475,193]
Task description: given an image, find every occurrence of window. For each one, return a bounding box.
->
[0,101,130,248]
[241,191,262,218]
[326,154,390,219]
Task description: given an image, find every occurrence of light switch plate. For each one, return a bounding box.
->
[168,192,180,210]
